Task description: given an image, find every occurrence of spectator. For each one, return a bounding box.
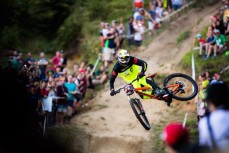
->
[148,4,157,35]
[154,12,162,29]
[103,28,117,68]
[212,29,227,59]
[195,33,206,58]
[49,51,61,70]
[117,18,125,49]
[126,17,135,46]
[133,0,144,13]
[55,77,68,125]
[133,19,145,46]
[85,64,95,99]
[64,74,78,123]
[155,1,165,18]
[197,74,207,122]
[17,52,25,70]
[25,52,36,68]
[136,8,146,24]
[77,69,88,102]
[79,61,86,72]
[211,16,225,35]
[163,0,173,14]
[204,70,213,83]
[37,52,48,80]
[53,66,62,78]
[210,73,223,85]
[60,50,67,71]
[199,73,210,101]
[224,15,229,35]
[92,65,109,85]
[150,0,158,8]
[162,122,210,153]
[111,20,121,52]
[100,22,109,55]
[43,80,56,113]
[133,7,143,21]
[172,0,183,11]
[204,31,216,60]
[198,83,229,153]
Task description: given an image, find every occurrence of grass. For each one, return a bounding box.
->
[176,30,191,45]
[151,102,199,153]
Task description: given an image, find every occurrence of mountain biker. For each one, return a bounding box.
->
[109,49,171,104]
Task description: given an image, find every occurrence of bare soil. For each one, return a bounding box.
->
[68,2,221,153]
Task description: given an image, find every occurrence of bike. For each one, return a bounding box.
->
[114,72,198,130]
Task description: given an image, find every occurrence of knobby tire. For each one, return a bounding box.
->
[163,73,198,101]
[129,98,151,130]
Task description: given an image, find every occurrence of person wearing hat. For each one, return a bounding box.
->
[198,83,229,153]
[210,73,223,85]
[195,33,206,58]
[162,122,210,153]
[133,0,144,13]
[212,29,227,59]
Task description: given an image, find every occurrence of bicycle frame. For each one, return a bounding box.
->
[116,73,181,100]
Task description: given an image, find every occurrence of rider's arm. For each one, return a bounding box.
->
[110,63,119,90]
[110,70,118,90]
[131,57,147,73]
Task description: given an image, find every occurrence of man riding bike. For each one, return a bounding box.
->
[109,49,171,104]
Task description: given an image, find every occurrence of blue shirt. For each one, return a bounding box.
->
[64,82,76,101]
[148,9,156,22]
[206,36,216,43]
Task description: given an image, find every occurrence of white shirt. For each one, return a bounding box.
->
[198,109,229,152]
[133,11,140,21]
[133,23,144,41]
[102,28,109,37]
[155,7,163,18]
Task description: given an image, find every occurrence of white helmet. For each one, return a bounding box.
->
[118,49,130,66]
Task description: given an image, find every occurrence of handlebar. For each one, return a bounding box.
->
[114,77,140,94]
[113,73,157,95]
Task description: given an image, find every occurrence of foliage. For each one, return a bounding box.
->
[176,30,191,45]
[0,0,76,51]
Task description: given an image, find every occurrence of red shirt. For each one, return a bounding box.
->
[134,0,143,8]
[51,55,60,68]
[199,38,206,43]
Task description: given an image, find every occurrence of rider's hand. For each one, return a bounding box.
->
[138,72,145,79]
[110,89,116,96]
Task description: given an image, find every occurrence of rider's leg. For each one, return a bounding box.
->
[146,79,167,98]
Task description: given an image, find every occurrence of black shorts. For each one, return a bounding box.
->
[67,99,74,108]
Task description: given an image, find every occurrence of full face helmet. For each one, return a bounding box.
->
[118,49,130,67]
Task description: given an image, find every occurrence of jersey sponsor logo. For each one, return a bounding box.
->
[133,58,138,64]
[112,71,117,76]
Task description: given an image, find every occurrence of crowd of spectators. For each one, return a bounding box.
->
[3,49,109,129]
[161,2,229,153]
[99,0,187,69]
[195,1,229,60]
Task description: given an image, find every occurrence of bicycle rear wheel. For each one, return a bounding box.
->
[163,73,198,101]
[129,98,151,130]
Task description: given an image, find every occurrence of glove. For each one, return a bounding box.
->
[138,72,145,78]
[110,89,116,96]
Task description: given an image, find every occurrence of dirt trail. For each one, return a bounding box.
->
[70,2,221,153]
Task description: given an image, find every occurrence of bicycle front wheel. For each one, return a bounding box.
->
[129,98,151,130]
[163,73,198,101]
